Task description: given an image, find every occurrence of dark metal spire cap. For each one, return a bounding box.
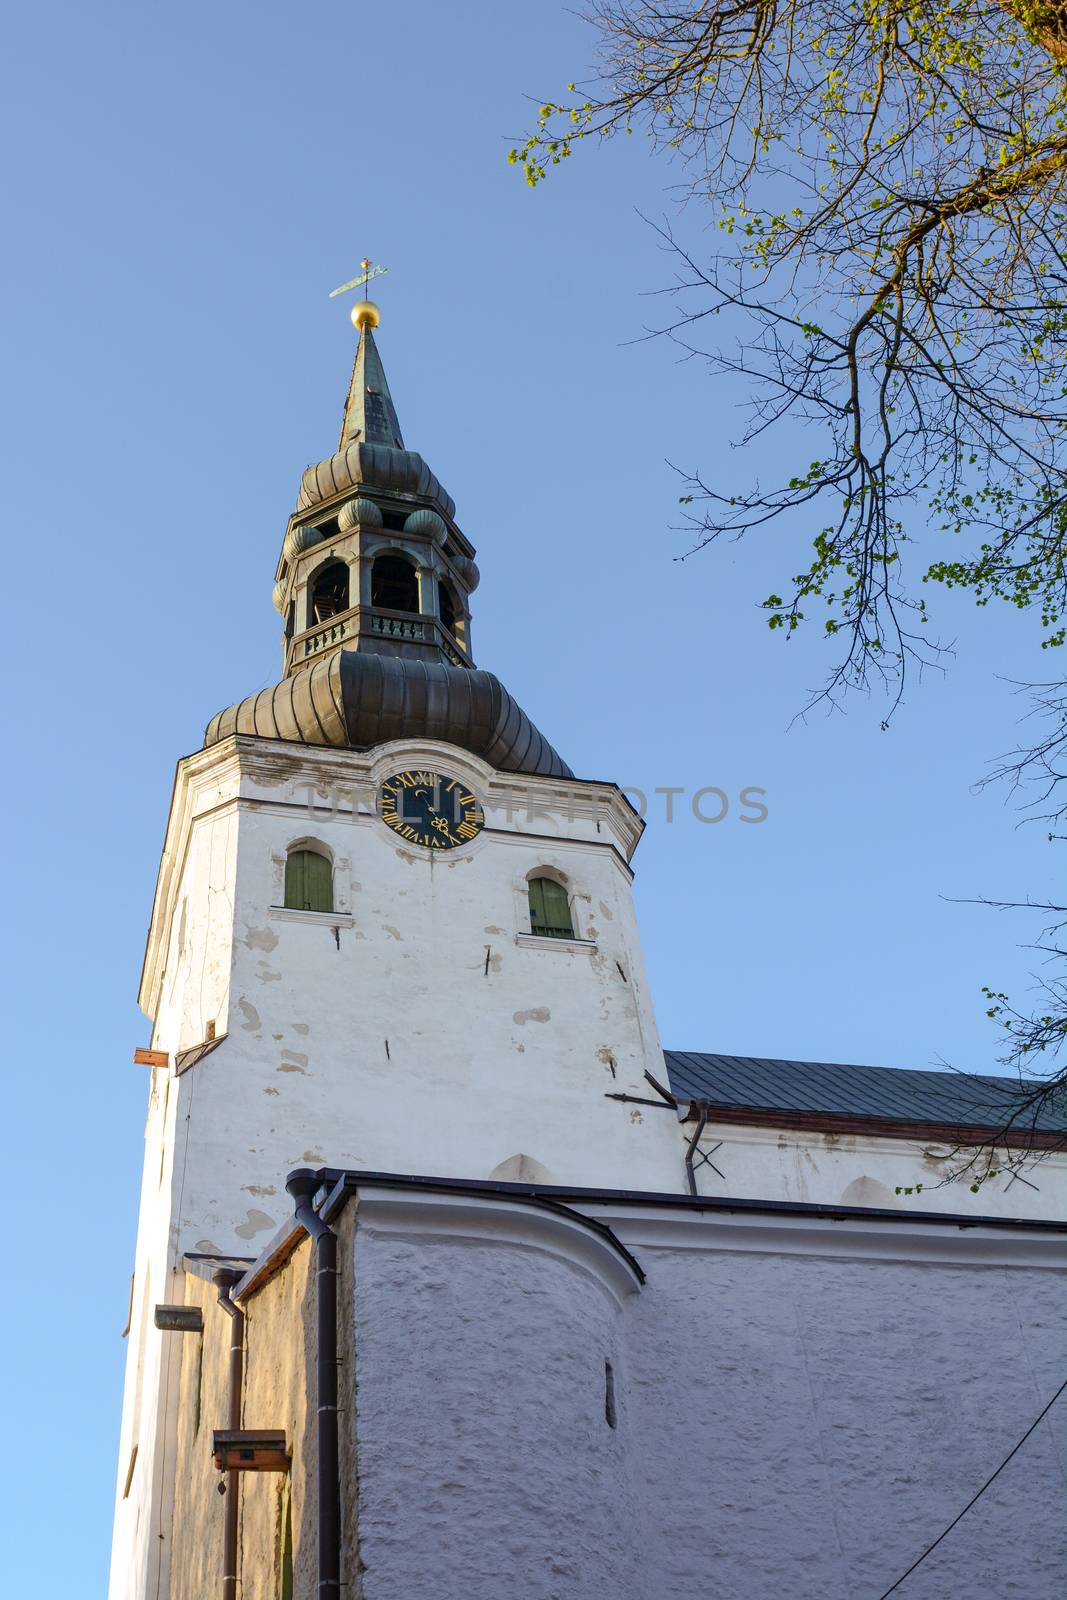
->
[203,650,573,779]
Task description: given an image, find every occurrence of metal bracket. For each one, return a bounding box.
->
[683,1103,725,1195]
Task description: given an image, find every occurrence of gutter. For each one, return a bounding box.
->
[286,1169,342,1600]
[304,1167,1067,1233]
[228,1167,1066,1316]
[234,1171,645,1307]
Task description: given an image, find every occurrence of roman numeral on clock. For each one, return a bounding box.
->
[377,770,485,851]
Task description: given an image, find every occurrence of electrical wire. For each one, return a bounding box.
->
[876,1374,1067,1598]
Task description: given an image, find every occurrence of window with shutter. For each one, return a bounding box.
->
[284,849,333,913]
[528,875,574,939]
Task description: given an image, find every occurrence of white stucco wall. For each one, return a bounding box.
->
[108,783,242,1600]
[347,1191,1067,1600]
[111,729,1064,1599]
[141,735,685,1261]
[351,1191,643,1599]
[689,1119,1067,1222]
[111,733,681,1597]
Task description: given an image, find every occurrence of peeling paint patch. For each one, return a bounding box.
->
[301,1150,325,1162]
[512,1007,551,1025]
[263,1087,280,1096]
[243,1184,277,1197]
[598,901,614,922]
[235,1208,276,1240]
[194,1238,222,1254]
[483,925,504,935]
[256,963,282,984]
[238,998,262,1033]
[292,1022,309,1036]
[277,1049,308,1074]
[597,1048,618,1078]
[629,1108,644,1123]
[244,926,279,952]
[383,925,403,941]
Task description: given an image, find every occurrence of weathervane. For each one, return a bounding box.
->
[328,257,388,299]
[329,258,389,331]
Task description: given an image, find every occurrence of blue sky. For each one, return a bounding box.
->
[1,1,1055,1589]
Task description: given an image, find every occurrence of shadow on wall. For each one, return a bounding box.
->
[840,1176,896,1207]
[488,1154,556,1184]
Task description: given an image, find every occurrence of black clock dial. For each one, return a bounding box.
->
[378,770,485,850]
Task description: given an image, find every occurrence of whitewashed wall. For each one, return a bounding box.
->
[689,1120,1067,1221]
[141,736,685,1262]
[109,782,242,1600]
[347,1190,1067,1600]
[112,734,682,1596]
[112,729,1065,1600]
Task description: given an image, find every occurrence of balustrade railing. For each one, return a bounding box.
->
[292,607,468,664]
[303,618,349,658]
[370,612,428,641]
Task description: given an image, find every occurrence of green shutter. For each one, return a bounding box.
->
[528,876,573,939]
[304,850,333,912]
[284,850,333,913]
[284,851,305,909]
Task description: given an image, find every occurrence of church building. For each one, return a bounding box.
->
[108,290,1067,1600]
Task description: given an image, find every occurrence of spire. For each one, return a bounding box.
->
[339,304,405,452]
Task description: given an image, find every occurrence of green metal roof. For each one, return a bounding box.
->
[664,1051,1066,1132]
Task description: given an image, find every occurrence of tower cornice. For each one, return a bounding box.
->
[139,735,642,1020]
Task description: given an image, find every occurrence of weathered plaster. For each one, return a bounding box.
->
[110,730,1067,1600]
[688,1118,1067,1220]
[347,1197,1067,1600]
[141,736,685,1269]
[161,1194,1066,1600]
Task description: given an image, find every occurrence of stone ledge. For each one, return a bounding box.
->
[268,906,355,928]
[514,932,598,953]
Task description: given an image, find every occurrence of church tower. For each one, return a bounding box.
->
[108,293,684,1598]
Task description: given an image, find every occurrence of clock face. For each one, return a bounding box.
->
[378,770,485,850]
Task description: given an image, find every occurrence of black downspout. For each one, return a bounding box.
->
[214,1268,246,1600]
[286,1170,341,1599]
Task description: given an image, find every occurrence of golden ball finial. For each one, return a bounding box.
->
[351,299,380,332]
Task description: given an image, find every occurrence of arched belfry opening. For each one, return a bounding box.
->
[372,553,419,614]
[309,561,349,626]
[438,578,465,647]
